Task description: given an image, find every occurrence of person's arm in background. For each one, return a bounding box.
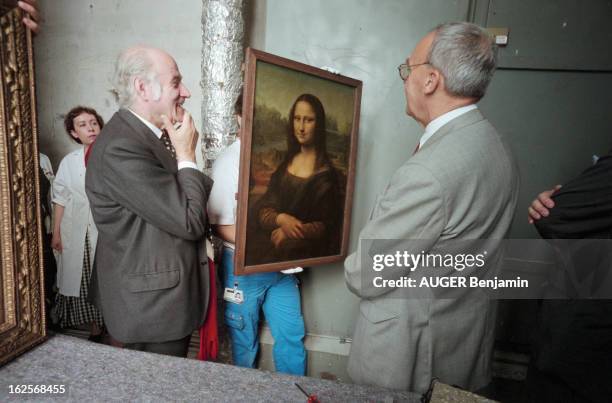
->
[215,224,235,244]
[528,185,561,224]
[17,0,41,33]
[51,156,71,253]
[51,203,64,251]
[529,154,612,238]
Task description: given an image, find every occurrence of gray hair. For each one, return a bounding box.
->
[111,47,161,108]
[428,22,497,99]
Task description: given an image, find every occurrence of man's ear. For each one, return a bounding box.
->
[70,130,79,140]
[134,77,148,100]
[424,69,440,95]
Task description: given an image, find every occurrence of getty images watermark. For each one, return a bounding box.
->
[357,239,612,299]
[371,250,528,290]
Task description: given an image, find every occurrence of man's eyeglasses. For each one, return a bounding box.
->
[397,61,430,81]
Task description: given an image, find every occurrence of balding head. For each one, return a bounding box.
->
[111,45,190,128]
[427,22,497,100]
[403,22,496,126]
[111,46,173,108]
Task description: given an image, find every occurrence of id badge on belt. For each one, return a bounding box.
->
[223,284,244,304]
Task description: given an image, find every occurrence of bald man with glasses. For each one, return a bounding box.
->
[345,22,519,393]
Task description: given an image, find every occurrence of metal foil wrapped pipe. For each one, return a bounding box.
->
[201,0,244,172]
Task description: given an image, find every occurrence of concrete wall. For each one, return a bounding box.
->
[35,0,203,169]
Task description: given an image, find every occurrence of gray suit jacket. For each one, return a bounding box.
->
[85,109,212,344]
[345,109,519,393]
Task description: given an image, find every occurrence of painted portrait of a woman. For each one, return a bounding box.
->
[246,93,343,265]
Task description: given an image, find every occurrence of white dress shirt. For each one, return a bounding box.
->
[128,109,198,171]
[419,104,477,148]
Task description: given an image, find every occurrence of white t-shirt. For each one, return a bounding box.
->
[207,139,240,248]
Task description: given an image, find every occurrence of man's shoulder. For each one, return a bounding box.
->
[60,148,82,164]
[96,111,149,152]
[99,110,133,137]
[211,141,240,177]
[444,114,498,143]
[423,117,505,162]
[407,116,516,190]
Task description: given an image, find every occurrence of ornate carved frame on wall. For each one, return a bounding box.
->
[0,4,46,366]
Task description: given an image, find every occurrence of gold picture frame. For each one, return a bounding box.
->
[0,4,46,366]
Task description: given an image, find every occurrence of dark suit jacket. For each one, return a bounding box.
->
[536,153,612,239]
[85,109,212,344]
[533,152,612,402]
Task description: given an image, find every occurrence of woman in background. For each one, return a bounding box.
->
[51,106,104,341]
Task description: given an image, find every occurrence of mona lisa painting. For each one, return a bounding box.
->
[235,48,362,274]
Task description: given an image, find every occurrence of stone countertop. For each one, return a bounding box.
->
[0,334,418,402]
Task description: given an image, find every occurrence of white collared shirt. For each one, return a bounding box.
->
[419,104,477,148]
[128,109,198,171]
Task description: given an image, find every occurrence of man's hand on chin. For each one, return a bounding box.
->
[161,110,198,163]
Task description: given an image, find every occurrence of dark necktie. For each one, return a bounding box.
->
[160,130,176,158]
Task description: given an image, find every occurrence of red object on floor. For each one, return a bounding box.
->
[197,258,218,361]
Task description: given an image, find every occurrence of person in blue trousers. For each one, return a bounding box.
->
[207,94,306,375]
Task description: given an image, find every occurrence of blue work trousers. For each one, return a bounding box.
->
[220,248,306,375]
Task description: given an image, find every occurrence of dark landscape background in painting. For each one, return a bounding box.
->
[244,60,356,265]
[249,60,355,197]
